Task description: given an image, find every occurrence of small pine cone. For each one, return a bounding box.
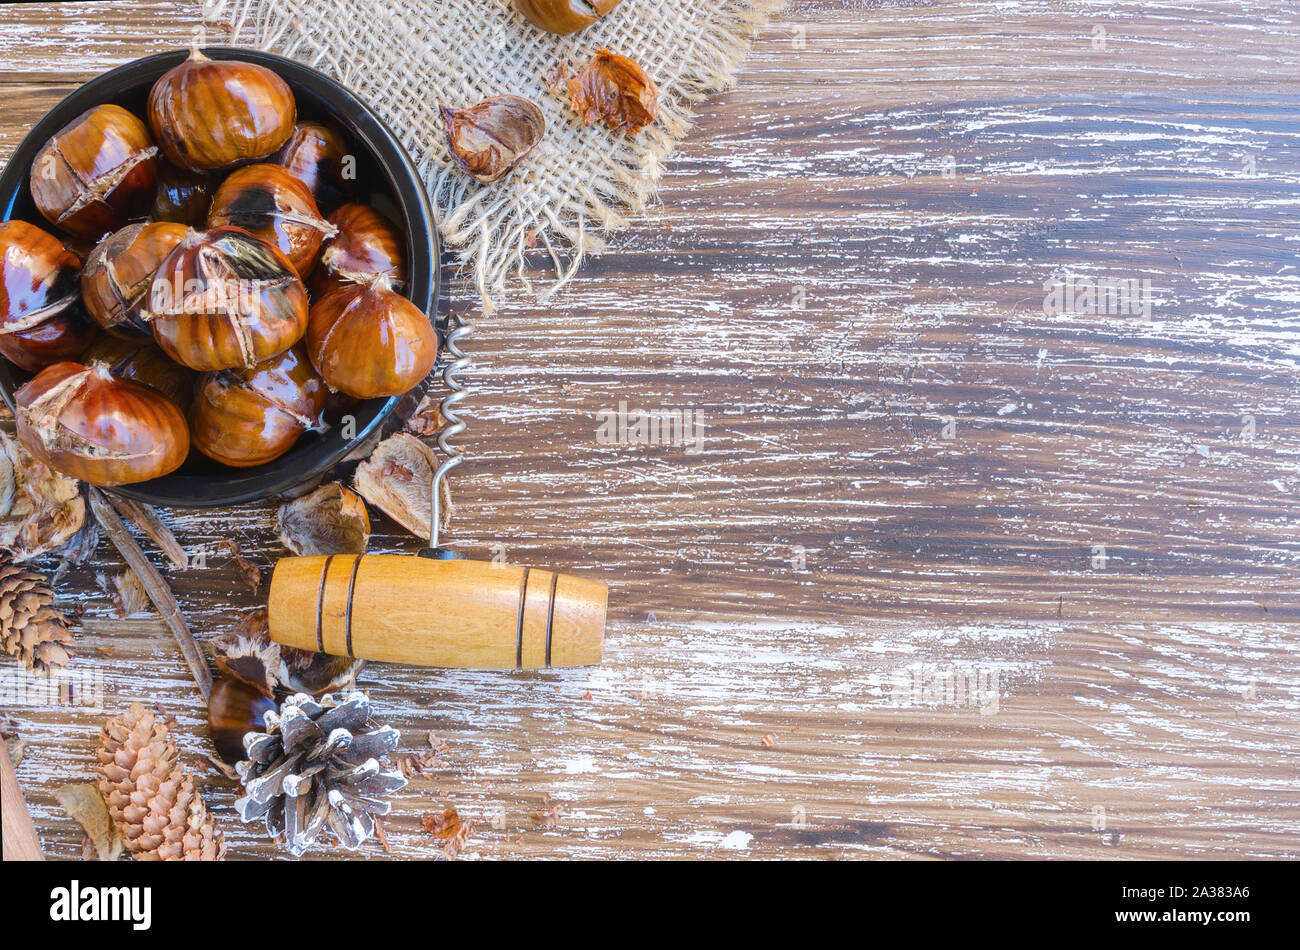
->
[0,554,75,672]
[96,703,225,861]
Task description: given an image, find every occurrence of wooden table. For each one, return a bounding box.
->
[1,0,1297,860]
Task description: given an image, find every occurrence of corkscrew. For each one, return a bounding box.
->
[267,299,608,669]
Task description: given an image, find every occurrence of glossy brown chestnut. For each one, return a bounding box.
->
[207,675,276,764]
[0,220,96,372]
[149,161,214,227]
[143,226,309,372]
[512,0,624,34]
[207,164,335,279]
[147,49,296,172]
[306,278,437,399]
[29,104,158,241]
[311,203,406,298]
[440,95,546,184]
[81,334,197,411]
[82,221,188,339]
[14,361,190,486]
[273,121,356,213]
[190,344,327,468]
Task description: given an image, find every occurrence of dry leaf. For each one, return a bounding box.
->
[107,570,150,618]
[219,538,262,591]
[531,803,563,828]
[5,737,24,767]
[761,734,776,748]
[53,782,121,861]
[423,806,474,858]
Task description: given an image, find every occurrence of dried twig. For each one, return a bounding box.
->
[106,495,187,570]
[88,487,212,700]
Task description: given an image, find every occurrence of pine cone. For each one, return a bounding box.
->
[96,703,225,861]
[0,554,74,672]
[236,691,407,856]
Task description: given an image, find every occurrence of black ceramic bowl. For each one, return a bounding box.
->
[0,47,439,507]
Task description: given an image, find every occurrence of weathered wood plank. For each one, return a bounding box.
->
[0,0,1297,859]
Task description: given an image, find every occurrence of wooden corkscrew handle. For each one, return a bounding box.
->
[267,555,607,668]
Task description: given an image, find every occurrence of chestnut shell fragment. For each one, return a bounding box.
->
[565,49,659,134]
[0,220,95,372]
[14,361,190,487]
[143,226,309,372]
[440,95,546,184]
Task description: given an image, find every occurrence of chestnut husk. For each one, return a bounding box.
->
[81,221,188,339]
[273,121,356,213]
[213,606,365,700]
[143,226,309,371]
[352,432,441,540]
[81,334,197,411]
[29,104,158,240]
[208,675,277,764]
[306,278,438,399]
[207,164,336,278]
[190,344,326,468]
[147,49,296,172]
[311,203,406,298]
[277,482,370,556]
[0,220,96,372]
[440,95,546,184]
[0,428,86,561]
[149,161,214,227]
[512,0,624,34]
[565,49,659,134]
[14,361,190,487]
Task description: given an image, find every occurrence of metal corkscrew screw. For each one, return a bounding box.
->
[424,304,474,558]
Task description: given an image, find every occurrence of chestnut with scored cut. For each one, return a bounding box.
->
[273,121,356,213]
[306,278,438,399]
[190,344,327,468]
[147,49,296,171]
[0,220,95,372]
[512,0,624,34]
[14,360,190,486]
[207,164,336,278]
[82,221,188,339]
[29,104,158,240]
[150,161,214,227]
[311,203,406,298]
[143,226,309,372]
[440,95,546,184]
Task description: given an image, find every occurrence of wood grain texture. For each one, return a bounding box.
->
[0,0,1298,860]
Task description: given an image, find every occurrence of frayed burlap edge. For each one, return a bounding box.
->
[206,0,788,311]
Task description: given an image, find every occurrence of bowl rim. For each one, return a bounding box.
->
[0,45,440,508]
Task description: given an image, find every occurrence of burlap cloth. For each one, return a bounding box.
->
[206,0,787,308]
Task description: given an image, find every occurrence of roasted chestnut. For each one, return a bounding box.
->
[29,104,158,241]
[14,361,190,486]
[190,344,327,467]
[311,203,406,298]
[0,220,96,372]
[206,164,335,279]
[81,334,197,411]
[273,121,356,213]
[82,221,188,339]
[306,279,437,398]
[207,675,276,764]
[440,95,546,184]
[512,0,624,34]
[149,161,214,227]
[147,49,296,171]
[143,226,309,371]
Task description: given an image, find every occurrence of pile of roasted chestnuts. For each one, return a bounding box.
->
[0,50,436,487]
